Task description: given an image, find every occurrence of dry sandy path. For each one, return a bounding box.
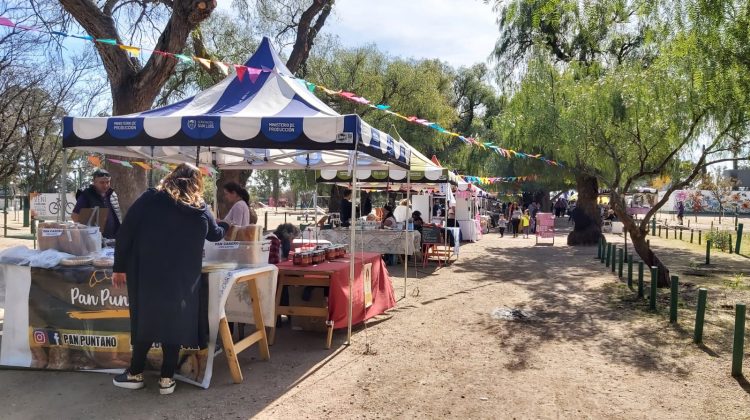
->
[1,220,749,419]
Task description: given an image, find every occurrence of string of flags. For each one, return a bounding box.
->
[86,155,218,176]
[0,16,563,167]
[461,175,538,185]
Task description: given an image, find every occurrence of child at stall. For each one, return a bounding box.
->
[521,210,531,238]
[497,214,507,237]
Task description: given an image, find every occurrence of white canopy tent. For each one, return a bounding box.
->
[62,37,411,343]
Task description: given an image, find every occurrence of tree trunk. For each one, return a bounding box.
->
[567,174,602,245]
[215,170,255,223]
[612,197,671,287]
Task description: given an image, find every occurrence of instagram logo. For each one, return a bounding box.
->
[33,330,47,344]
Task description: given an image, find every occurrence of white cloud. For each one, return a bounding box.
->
[325,0,499,67]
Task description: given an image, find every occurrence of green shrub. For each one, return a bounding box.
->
[706,229,732,251]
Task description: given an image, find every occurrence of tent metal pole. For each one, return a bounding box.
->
[60,148,67,222]
[346,151,358,345]
[404,170,410,298]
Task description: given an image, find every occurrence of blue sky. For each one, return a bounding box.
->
[324,0,500,67]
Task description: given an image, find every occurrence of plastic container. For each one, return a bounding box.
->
[37,222,102,256]
[203,240,271,267]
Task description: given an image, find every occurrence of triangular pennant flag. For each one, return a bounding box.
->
[119,45,140,56]
[260,65,273,73]
[234,65,247,81]
[107,158,121,164]
[0,17,14,27]
[119,161,133,168]
[97,38,117,45]
[199,167,210,176]
[71,34,94,41]
[305,81,316,92]
[214,61,229,75]
[247,67,262,83]
[133,162,152,170]
[51,31,68,37]
[195,57,211,69]
[87,156,102,167]
[174,54,192,63]
[375,104,390,110]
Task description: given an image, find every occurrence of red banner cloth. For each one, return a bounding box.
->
[276,252,396,329]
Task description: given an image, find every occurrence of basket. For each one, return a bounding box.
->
[203,240,271,267]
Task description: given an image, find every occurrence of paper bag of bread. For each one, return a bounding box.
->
[223,224,263,241]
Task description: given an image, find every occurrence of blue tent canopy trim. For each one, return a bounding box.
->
[62,37,410,169]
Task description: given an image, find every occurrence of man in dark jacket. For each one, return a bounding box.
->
[72,169,122,239]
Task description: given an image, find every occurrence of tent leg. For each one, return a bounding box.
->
[347,151,359,345]
[404,171,410,298]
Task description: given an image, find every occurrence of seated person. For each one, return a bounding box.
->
[604,209,616,221]
[411,210,424,232]
[381,205,397,228]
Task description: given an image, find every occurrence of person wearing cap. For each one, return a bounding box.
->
[72,168,122,239]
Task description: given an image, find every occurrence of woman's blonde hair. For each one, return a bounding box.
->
[157,163,205,208]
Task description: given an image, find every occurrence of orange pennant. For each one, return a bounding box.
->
[87,156,102,167]
[133,162,152,170]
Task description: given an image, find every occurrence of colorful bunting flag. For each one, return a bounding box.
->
[119,45,140,56]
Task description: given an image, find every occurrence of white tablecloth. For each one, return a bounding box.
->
[458,220,480,242]
[316,229,421,255]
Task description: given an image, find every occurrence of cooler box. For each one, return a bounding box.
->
[203,240,271,267]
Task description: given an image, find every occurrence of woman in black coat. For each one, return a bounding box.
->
[112,163,226,395]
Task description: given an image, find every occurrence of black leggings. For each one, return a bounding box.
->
[129,342,180,378]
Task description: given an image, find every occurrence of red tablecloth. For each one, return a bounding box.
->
[276,252,396,329]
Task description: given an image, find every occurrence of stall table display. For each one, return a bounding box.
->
[270,252,396,348]
[0,262,277,388]
[535,212,555,244]
[316,230,421,256]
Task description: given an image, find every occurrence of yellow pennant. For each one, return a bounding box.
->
[195,57,211,70]
[119,45,140,56]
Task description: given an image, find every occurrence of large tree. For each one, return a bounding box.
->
[490,0,653,245]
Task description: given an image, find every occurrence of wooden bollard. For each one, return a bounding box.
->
[627,254,633,288]
[706,240,712,265]
[638,262,645,298]
[659,225,662,237]
[690,229,694,243]
[606,243,612,267]
[618,248,624,278]
[264,212,268,231]
[670,275,679,323]
[611,246,617,273]
[651,218,656,236]
[694,288,707,344]
[679,229,683,241]
[732,303,746,377]
[698,230,702,245]
[600,240,606,264]
[650,266,658,310]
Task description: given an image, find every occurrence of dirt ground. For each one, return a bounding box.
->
[1,218,750,419]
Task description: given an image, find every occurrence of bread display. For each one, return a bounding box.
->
[224,224,263,242]
[37,222,102,256]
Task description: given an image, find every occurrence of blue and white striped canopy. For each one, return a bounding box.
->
[62,37,410,169]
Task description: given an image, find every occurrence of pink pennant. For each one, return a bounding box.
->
[234,65,247,81]
[0,17,14,27]
[340,91,356,98]
[247,67,261,83]
[107,158,122,164]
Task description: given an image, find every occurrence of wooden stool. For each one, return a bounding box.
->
[270,269,334,349]
[218,273,270,384]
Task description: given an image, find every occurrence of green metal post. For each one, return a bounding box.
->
[638,262,645,298]
[627,254,633,288]
[706,240,712,265]
[600,240,606,264]
[611,246,616,273]
[731,303,746,377]
[606,243,612,267]
[729,235,733,254]
[694,288,707,344]
[670,275,679,323]
[736,224,744,255]
[650,266,658,310]
[618,248,624,278]
[699,230,702,245]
